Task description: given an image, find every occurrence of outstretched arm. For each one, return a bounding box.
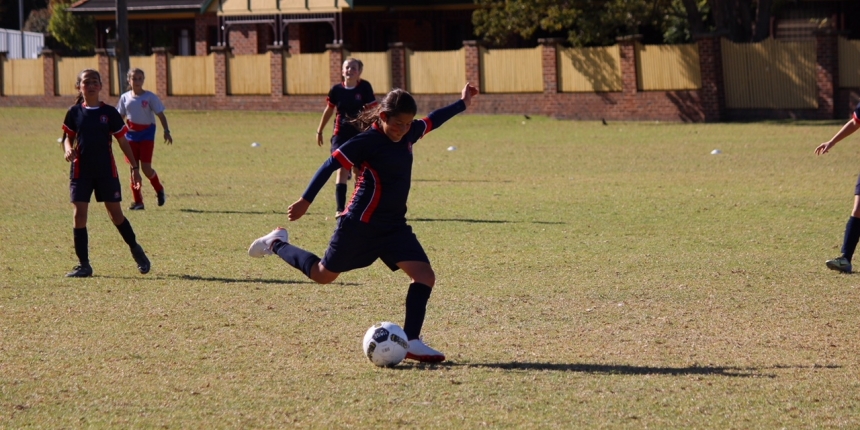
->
[816,117,860,155]
[287,157,342,221]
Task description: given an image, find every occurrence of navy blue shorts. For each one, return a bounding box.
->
[70,177,122,203]
[321,216,430,273]
[330,132,357,153]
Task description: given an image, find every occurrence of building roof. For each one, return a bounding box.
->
[69,0,211,14]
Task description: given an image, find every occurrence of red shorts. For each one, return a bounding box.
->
[124,140,155,165]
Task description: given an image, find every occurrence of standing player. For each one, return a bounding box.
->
[62,69,151,277]
[815,102,860,273]
[118,68,173,210]
[249,83,479,363]
[314,57,377,217]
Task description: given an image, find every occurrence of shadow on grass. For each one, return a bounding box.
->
[171,274,362,286]
[413,179,514,183]
[401,361,842,377]
[180,209,280,215]
[410,218,564,225]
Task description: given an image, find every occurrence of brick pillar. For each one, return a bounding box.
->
[538,38,563,94]
[814,28,839,119]
[616,35,641,96]
[326,43,347,86]
[693,32,726,122]
[267,44,285,97]
[152,47,170,97]
[0,51,6,96]
[211,45,231,99]
[388,42,408,90]
[41,48,56,96]
[195,14,216,55]
[95,49,112,96]
[287,24,300,55]
[463,40,481,91]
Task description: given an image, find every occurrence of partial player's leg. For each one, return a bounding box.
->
[104,194,150,275]
[827,194,860,273]
[248,227,340,284]
[397,261,445,363]
[125,140,145,210]
[334,168,350,217]
[138,141,165,206]
[67,201,93,277]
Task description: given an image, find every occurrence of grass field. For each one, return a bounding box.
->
[2,105,860,428]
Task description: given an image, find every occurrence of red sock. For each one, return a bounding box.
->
[148,172,164,193]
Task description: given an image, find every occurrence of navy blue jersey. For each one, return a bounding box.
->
[854,102,860,122]
[63,102,128,179]
[326,80,377,139]
[302,99,467,225]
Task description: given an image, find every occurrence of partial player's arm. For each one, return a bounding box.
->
[816,116,860,155]
[117,135,142,189]
[156,112,173,144]
[287,156,343,221]
[411,83,478,141]
[316,104,336,147]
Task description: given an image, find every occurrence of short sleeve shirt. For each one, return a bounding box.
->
[117,90,165,128]
[326,80,376,138]
[63,103,128,179]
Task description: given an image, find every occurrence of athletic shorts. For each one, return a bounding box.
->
[321,216,430,273]
[70,177,122,203]
[124,140,155,164]
[330,132,357,153]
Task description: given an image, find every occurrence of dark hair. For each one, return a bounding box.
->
[349,88,417,132]
[64,69,99,148]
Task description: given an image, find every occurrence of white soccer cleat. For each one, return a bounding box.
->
[248,227,288,258]
[405,338,446,363]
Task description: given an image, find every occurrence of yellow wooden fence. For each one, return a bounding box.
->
[2,58,43,95]
[839,37,860,88]
[558,46,622,92]
[636,43,701,90]
[111,55,157,95]
[721,38,816,109]
[169,54,215,96]
[481,47,543,93]
[285,52,329,94]
[228,53,271,95]
[347,51,391,93]
[406,48,465,94]
[55,56,99,96]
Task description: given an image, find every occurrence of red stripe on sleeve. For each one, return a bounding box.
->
[112,125,129,139]
[62,124,76,140]
[421,117,433,137]
[333,149,354,169]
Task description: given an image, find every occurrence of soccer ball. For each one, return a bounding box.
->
[362,322,409,367]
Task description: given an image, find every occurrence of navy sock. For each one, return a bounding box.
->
[842,216,860,262]
[115,218,137,247]
[403,282,432,340]
[335,183,347,212]
[73,227,89,266]
[274,241,321,279]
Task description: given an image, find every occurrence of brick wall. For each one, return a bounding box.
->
[229,24,258,56]
[4,34,857,122]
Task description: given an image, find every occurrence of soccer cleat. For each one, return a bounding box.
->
[130,244,151,274]
[248,227,288,258]
[129,202,145,210]
[406,338,446,363]
[65,264,93,278]
[826,256,852,273]
[157,191,166,206]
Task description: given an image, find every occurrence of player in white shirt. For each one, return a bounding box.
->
[117,68,173,210]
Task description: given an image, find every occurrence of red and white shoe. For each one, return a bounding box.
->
[406,338,446,363]
[248,227,288,257]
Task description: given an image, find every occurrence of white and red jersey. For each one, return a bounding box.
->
[117,90,165,131]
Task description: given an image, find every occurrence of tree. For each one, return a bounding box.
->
[472,0,780,46]
[47,0,94,52]
[24,8,51,32]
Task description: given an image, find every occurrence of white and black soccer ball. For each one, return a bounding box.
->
[362,322,409,367]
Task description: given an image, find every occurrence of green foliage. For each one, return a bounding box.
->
[47,0,94,52]
[3,107,860,427]
[24,8,51,33]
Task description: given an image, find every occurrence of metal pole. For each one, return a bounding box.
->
[117,0,130,92]
[19,0,25,58]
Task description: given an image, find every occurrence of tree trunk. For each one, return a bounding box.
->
[753,0,773,41]
[681,0,704,35]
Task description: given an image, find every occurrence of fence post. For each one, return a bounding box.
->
[41,48,56,96]
[538,38,563,94]
[0,51,5,96]
[95,49,112,96]
[327,43,347,87]
[152,47,170,97]
[463,40,481,92]
[814,28,840,120]
[615,35,642,96]
[693,32,726,122]
[388,42,408,91]
[267,44,284,97]
[211,45,231,99]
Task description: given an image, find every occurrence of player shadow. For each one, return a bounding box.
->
[400,361,841,377]
[171,274,362,286]
[413,179,514,183]
[410,218,564,225]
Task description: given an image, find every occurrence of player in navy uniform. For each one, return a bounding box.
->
[62,69,151,277]
[314,58,377,217]
[815,102,860,273]
[250,83,479,362]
